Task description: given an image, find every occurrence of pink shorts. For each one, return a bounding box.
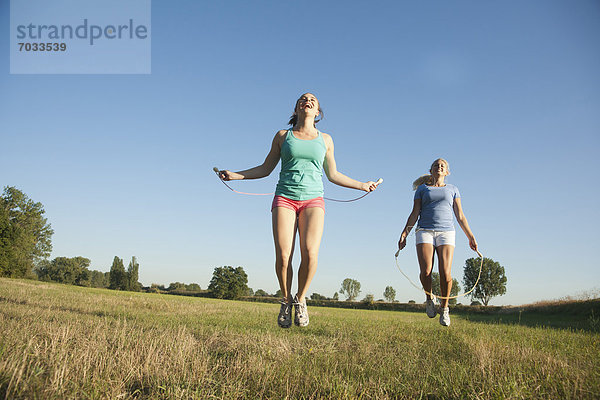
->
[271,195,325,214]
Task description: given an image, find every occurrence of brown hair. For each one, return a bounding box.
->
[288,93,324,126]
[412,158,450,190]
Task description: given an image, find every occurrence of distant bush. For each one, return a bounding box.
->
[362,294,374,306]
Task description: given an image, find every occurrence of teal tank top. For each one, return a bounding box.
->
[275,129,327,200]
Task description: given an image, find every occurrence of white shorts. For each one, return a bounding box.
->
[415,229,455,247]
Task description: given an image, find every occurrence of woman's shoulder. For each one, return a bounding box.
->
[320,131,332,146]
[272,129,290,148]
[274,129,289,140]
[415,184,427,193]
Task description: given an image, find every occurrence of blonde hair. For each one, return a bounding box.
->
[412,158,450,190]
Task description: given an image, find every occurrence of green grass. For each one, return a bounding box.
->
[1,278,599,399]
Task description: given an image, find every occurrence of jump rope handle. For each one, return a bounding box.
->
[376,178,383,185]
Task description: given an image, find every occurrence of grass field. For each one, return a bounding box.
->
[1,278,599,399]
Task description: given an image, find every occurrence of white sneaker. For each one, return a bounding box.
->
[439,307,451,327]
[426,298,437,318]
[293,296,309,327]
[277,300,292,328]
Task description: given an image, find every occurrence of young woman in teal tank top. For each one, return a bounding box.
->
[217,93,380,328]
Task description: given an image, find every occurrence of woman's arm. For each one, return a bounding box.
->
[322,133,379,192]
[219,130,285,180]
[453,198,478,251]
[398,199,421,251]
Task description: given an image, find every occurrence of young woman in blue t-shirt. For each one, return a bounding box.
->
[397,158,477,326]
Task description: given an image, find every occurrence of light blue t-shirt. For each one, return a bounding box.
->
[414,184,461,231]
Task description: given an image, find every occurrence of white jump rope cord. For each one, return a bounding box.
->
[213,167,383,202]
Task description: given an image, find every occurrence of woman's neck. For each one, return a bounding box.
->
[430,176,446,186]
[293,115,317,135]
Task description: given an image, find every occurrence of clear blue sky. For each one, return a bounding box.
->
[2,1,599,305]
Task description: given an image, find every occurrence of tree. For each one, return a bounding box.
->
[431,272,461,305]
[0,186,53,278]
[463,257,507,306]
[332,292,339,301]
[383,286,396,303]
[36,256,91,286]
[150,283,166,292]
[362,294,374,305]
[109,256,127,290]
[168,282,186,291]
[186,283,201,291]
[126,256,140,291]
[89,270,108,288]
[340,278,361,301]
[311,293,326,300]
[208,266,249,300]
[254,289,269,297]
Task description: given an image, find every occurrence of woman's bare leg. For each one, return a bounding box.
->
[295,207,325,303]
[436,245,455,308]
[417,243,435,301]
[272,207,297,303]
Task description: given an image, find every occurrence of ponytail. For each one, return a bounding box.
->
[412,174,433,190]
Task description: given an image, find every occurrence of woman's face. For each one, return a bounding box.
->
[295,93,320,119]
[430,159,449,177]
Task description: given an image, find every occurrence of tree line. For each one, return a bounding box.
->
[206,257,507,306]
[1,186,507,305]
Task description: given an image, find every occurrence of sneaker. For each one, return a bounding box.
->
[439,307,451,327]
[426,298,437,318]
[293,296,309,327]
[277,300,292,328]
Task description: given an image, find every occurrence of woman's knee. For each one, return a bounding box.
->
[300,248,319,263]
[275,252,292,267]
[438,270,453,284]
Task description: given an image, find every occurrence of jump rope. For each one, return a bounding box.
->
[213,167,382,202]
[213,166,484,302]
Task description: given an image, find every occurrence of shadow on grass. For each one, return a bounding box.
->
[454,299,600,333]
[0,372,8,400]
[0,295,134,321]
